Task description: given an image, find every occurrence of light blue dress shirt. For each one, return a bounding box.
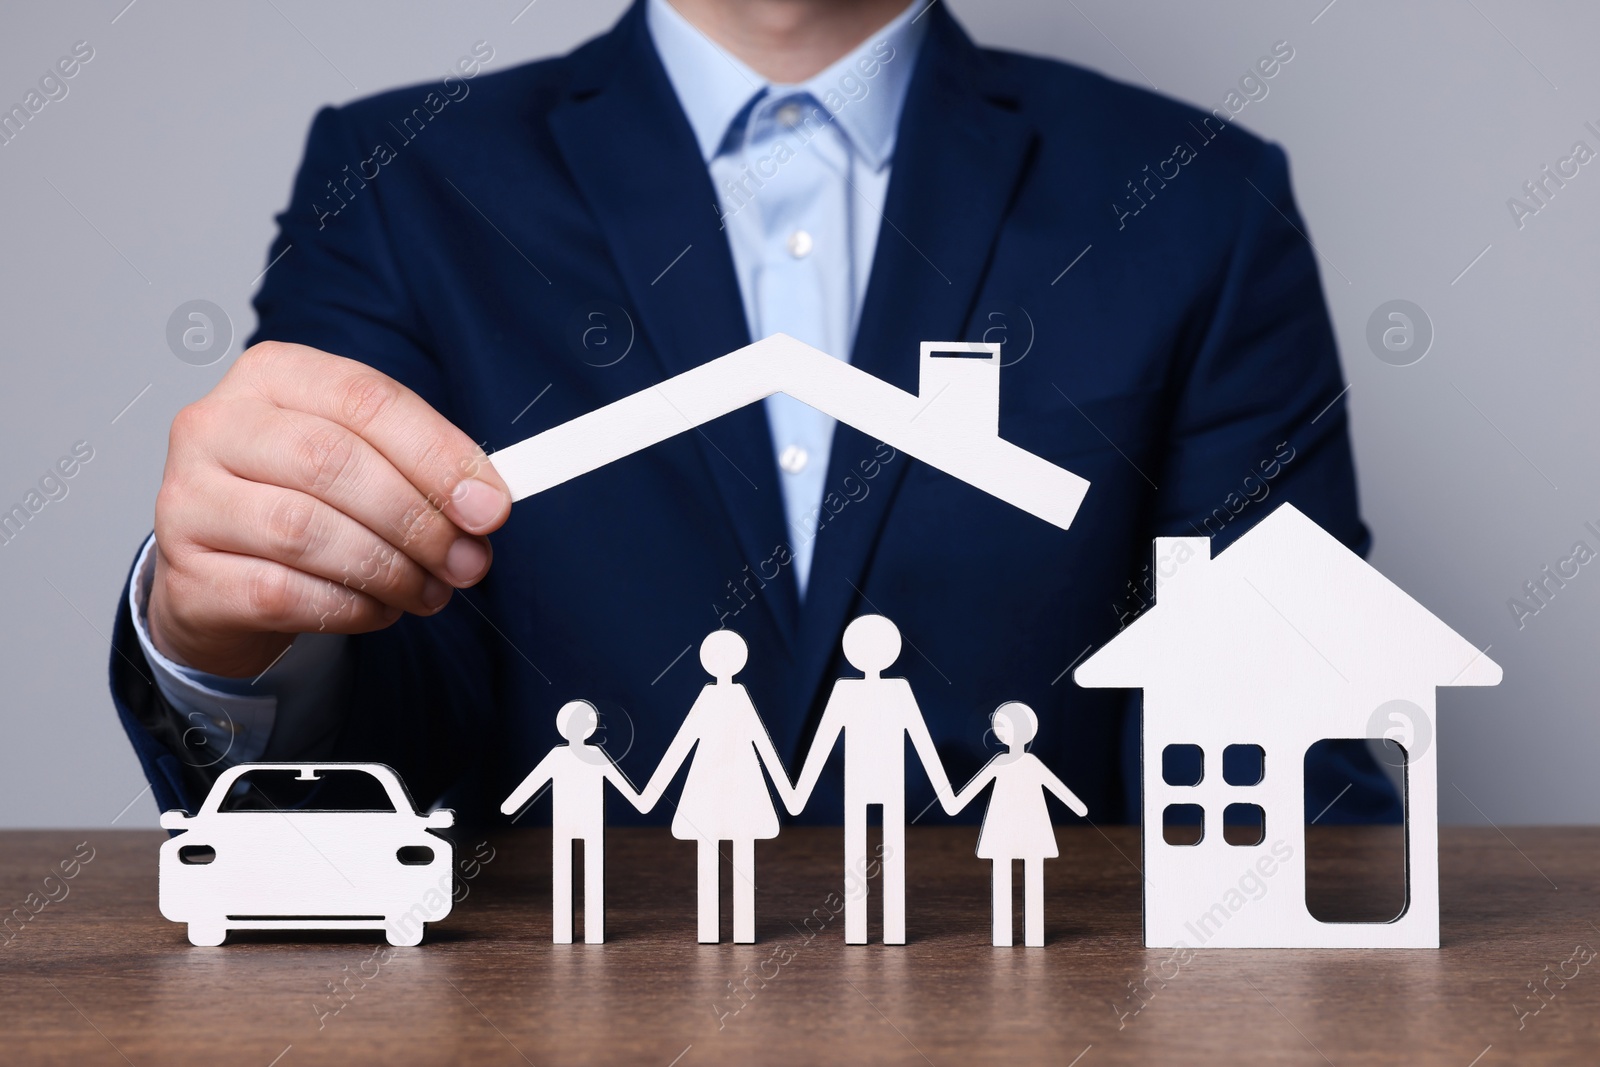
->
[648,0,925,594]
[128,0,925,769]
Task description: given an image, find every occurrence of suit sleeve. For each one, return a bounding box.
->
[109,104,501,817]
[1151,140,1367,556]
[256,106,505,811]
[1122,140,1400,825]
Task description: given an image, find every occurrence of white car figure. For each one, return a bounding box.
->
[159,762,455,947]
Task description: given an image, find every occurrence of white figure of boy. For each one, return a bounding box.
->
[501,699,647,944]
[789,615,956,945]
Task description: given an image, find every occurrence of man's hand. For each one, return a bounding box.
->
[146,341,513,678]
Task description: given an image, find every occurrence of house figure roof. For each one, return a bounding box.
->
[490,333,1091,531]
[1074,503,1502,694]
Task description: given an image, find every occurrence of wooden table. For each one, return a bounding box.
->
[2,826,1596,1065]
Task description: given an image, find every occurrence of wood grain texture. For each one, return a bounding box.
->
[0,826,1594,1065]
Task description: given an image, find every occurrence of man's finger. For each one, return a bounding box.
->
[206,397,492,589]
[232,341,512,535]
[163,548,404,636]
[177,475,454,617]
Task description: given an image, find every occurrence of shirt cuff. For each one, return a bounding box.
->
[127,534,350,766]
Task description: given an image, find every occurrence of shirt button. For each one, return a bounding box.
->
[786,229,813,258]
[775,102,805,128]
[778,444,809,474]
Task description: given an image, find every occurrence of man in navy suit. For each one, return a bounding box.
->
[110,0,1397,827]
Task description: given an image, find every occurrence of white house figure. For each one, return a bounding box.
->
[1075,503,1501,948]
[489,334,1090,531]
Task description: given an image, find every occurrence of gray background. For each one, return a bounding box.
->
[0,0,1592,828]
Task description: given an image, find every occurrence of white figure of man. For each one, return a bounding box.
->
[789,615,956,944]
[500,699,647,944]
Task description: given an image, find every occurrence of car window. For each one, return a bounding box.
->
[217,769,398,813]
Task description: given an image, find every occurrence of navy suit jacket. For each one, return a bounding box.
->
[111,2,1398,827]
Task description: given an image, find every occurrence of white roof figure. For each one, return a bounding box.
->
[489,335,1090,530]
[1075,503,1501,948]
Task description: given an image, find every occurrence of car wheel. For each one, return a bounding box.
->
[187,922,226,947]
[386,921,424,947]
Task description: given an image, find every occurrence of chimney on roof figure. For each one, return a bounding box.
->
[917,341,1001,435]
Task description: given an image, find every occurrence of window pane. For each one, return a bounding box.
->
[1223,802,1265,846]
[1162,803,1204,845]
[1161,744,1203,787]
[1223,744,1265,786]
[218,769,396,812]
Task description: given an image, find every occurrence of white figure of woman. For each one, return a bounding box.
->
[949,701,1088,947]
[639,630,796,943]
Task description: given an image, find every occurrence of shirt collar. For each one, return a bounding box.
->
[647,0,927,171]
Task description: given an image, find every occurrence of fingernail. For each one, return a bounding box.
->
[444,537,490,586]
[450,478,505,532]
[421,576,452,611]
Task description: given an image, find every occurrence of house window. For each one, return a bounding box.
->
[1223,803,1265,846]
[1222,744,1264,786]
[1162,803,1204,846]
[1161,744,1203,787]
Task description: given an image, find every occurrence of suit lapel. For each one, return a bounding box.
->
[546,3,800,640]
[782,6,1040,754]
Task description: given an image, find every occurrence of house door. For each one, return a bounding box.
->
[1302,738,1408,923]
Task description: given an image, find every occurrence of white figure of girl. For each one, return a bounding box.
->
[639,630,797,943]
[948,701,1088,947]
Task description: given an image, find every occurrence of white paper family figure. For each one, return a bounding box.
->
[158,763,455,947]
[789,615,957,945]
[477,336,1098,947]
[500,700,648,944]
[638,630,797,944]
[472,334,1100,946]
[948,702,1088,947]
[495,618,1091,948]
